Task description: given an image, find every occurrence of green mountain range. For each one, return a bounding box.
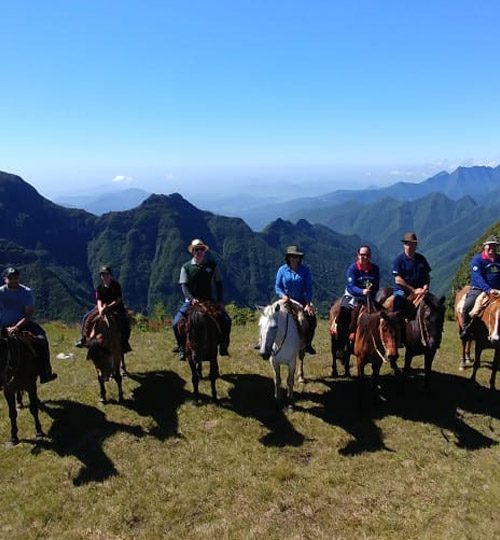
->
[0,171,368,321]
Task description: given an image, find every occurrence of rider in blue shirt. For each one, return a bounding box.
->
[460,235,500,338]
[275,245,316,354]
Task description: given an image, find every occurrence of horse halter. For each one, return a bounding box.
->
[371,316,393,364]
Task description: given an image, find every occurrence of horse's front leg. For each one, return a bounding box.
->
[401,349,413,393]
[98,373,107,404]
[297,350,305,384]
[372,360,382,404]
[424,349,436,395]
[209,356,220,404]
[271,359,281,405]
[356,359,365,409]
[27,386,44,440]
[16,390,24,410]
[115,371,124,403]
[189,353,200,405]
[5,390,19,445]
[471,344,482,383]
[330,334,339,378]
[120,354,128,376]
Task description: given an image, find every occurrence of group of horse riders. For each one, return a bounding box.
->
[0,233,498,386]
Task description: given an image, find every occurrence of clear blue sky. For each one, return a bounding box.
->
[1,0,499,199]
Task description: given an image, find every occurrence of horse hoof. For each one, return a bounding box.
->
[331,370,339,378]
[298,376,306,384]
[99,398,107,404]
[6,438,19,447]
[35,431,45,441]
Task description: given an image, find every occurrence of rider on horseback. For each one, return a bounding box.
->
[173,239,232,361]
[337,245,380,354]
[275,245,317,354]
[0,267,57,383]
[460,235,500,340]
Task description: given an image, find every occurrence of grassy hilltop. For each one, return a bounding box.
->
[0,318,498,540]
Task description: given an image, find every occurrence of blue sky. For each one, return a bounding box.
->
[1,0,499,199]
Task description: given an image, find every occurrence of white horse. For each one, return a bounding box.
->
[258,300,302,407]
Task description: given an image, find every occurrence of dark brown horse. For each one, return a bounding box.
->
[85,312,124,403]
[465,291,499,390]
[0,330,44,445]
[179,301,222,404]
[328,299,353,377]
[353,307,400,404]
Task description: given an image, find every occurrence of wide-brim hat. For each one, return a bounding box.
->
[188,238,209,254]
[285,245,304,257]
[3,266,19,278]
[402,232,418,243]
[483,235,500,246]
[99,265,112,275]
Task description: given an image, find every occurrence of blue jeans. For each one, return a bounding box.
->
[393,289,407,312]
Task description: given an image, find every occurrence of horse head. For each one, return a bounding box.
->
[418,293,446,350]
[379,311,399,363]
[257,303,280,360]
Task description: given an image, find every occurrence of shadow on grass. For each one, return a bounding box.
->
[222,373,305,447]
[36,399,143,486]
[301,368,499,455]
[125,370,188,440]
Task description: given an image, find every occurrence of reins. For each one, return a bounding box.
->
[272,312,290,358]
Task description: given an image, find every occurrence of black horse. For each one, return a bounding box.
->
[0,330,44,445]
[179,302,222,404]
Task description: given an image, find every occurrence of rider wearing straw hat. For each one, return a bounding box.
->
[173,239,231,360]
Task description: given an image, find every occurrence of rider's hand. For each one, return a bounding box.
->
[304,304,314,316]
[7,325,18,336]
[192,298,200,305]
[281,295,290,303]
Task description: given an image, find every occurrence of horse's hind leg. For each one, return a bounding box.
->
[120,354,128,376]
[286,360,296,409]
[5,391,19,445]
[272,360,281,406]
[189,356,201,405]
[470,346,482,383]
[115,371,124,403]
[330,335,339,377]
[297,350,306,384]
[27,387,44,440]
[490,350,499,390]
[209,358,220,404]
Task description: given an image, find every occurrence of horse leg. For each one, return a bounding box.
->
[120,354,128,376]
[189,355,200,405]
[272,359,281,407]
[297,350,306,384]
[209,358,220,404]
[16,390,24,410]
[330,335,339,378]
[356,359,365,409]
[115,371,124,403]
[424,350,435,395]
[287,359,296,409]
[27,386,44,440]
[343,347,351,378]
[401,349,413,394]
[471,345,482,383]
[490,349,499,391]
[372,360,382,404]
[5,391,19,445]
[98,374,107,404]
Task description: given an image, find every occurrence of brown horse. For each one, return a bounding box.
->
[179,301,222,404]
[85,312,124,403]
[353,307,400,404]
[328,299,353,378]
[454,285,473,370]
[0,330,44,445]
[459,289,500,390]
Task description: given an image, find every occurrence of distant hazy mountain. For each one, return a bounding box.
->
[55,188,151,215]
[242,165,500,230]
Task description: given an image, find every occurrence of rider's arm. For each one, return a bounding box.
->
[275,266,288,299]
[470,256,492,292]
[346,265,364,297]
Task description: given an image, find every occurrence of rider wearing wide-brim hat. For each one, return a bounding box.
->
[172,238,232,360]
[460,235,500,339]
[275,245,317,354]
[391,232,432,314]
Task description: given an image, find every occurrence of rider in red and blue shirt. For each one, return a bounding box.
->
[461,235,500,338]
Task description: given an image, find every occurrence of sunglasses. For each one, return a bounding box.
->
[193,248,205,253]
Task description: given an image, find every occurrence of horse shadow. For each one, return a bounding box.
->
[36,399,144,486]
[124,370,188,440]
[221,373,305,447]
[299,369,498,456]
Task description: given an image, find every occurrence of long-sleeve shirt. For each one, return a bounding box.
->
[275,263,313,305]
[470,251,500,292]
[345,261,379,299]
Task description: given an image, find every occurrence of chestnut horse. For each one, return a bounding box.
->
[328,298,356,378]
[455,286,500,390]
[353,307,400,404]
[454,285,473,370]
[85,312,124,403]
[179,301,222,404]
[0,330,44,445]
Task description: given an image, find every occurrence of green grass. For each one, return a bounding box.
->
[0,320,498,540]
